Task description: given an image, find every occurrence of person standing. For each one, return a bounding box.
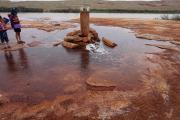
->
[0,16,10,49]
[8,8,25,44]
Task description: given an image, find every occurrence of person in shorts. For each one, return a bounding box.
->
[8,8,25,44]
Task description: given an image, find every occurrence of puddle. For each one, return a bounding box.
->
[0,18,179,119]
[0,24,169,104]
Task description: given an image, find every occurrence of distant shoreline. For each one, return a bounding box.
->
[0,7,180,14]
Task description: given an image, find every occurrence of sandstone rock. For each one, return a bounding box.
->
[62,41,79,49]
[86,78,116,91]
[90,28,99,41]
[63,28,100,49]
[102,37,117,48]
[64,36,77,42]
[66,30,80,36]
[82,37,89,43]
[64,36,83,43]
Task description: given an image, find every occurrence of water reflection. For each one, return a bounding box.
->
[80,50,89,69]
[4,51,16,72]
[4,49,29,72]
[63,48,90,70]
[18,49,29,69]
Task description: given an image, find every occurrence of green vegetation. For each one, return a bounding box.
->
[0,0,180,13]
[1,7,180,14]
[0,7,43,12]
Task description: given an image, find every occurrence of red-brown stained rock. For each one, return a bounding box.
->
[62,41,79,49]
[102,37,117,48]
[86,78,116,91]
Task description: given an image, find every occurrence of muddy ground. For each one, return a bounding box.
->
[0,18,180,120]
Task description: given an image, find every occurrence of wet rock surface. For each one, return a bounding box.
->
[86,78,116,91]
[0,18,180,120]
[21,20,76,32]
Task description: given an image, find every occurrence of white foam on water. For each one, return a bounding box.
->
[86,42,108,55]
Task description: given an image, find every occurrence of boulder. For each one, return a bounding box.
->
[62,41,79,49]
[102,37,117,48]
[82,37,89,43]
